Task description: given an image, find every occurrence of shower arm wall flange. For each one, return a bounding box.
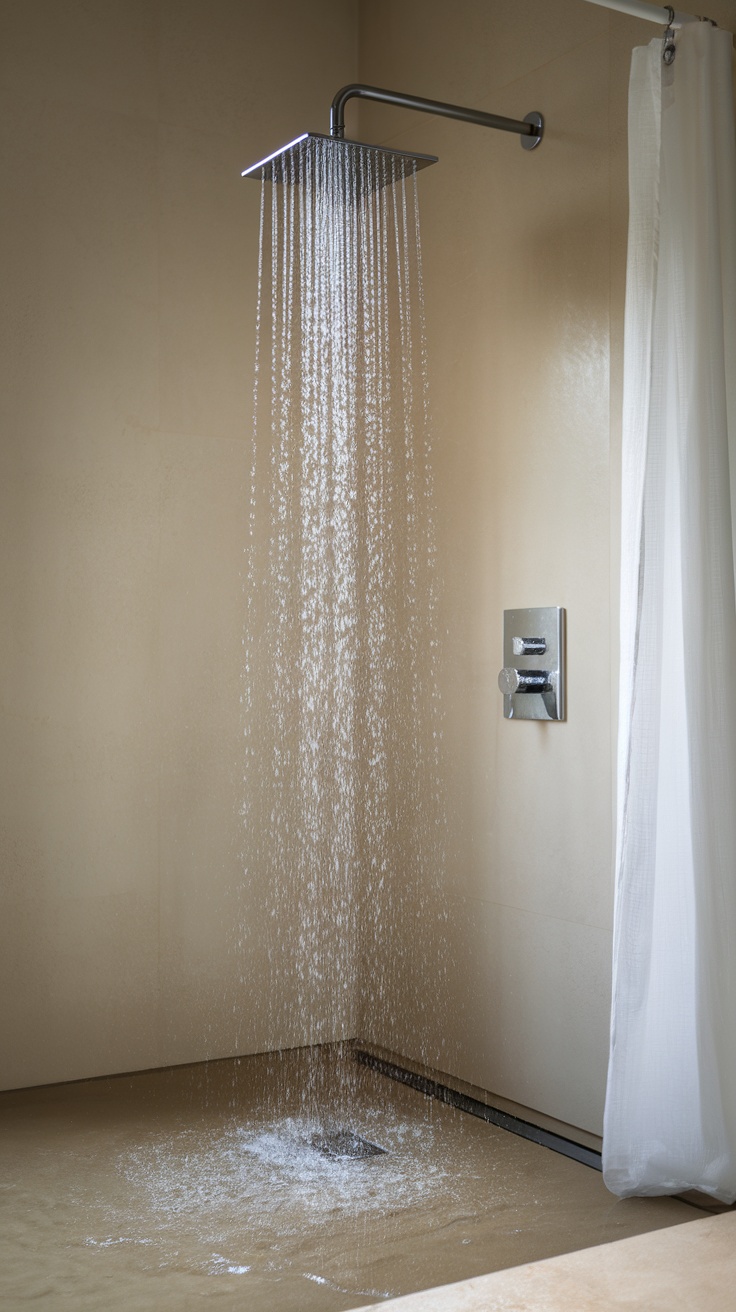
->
[329,84,544,150]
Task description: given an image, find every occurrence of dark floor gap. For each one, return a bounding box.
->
[310,1129,387,1159]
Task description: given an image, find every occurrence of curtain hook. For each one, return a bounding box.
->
[663,6,677,64]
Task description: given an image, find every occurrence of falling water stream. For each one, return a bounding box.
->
[243,137,446,1128]
[8,142,454,1308]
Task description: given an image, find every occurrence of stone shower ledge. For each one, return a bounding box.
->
[354,1210,736,1312]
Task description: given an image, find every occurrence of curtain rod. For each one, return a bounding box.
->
[583,0,699,26]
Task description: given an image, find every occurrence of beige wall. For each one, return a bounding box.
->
[353,0,619,1136]
[353,0,733,1137]
[3,0,729,1131]
[0,0,358,1090]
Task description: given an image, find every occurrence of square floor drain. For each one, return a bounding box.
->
[310,1129,387,1159]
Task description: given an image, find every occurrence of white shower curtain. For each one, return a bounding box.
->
[604,21,736,1202]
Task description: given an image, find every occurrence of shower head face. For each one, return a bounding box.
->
[241,132,437,193]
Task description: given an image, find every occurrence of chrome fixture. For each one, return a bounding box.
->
[582,0,702,28]
[242,82,543,184]
[662,5,678,62]
[329,84,543,151]
[498,607,566,721]
[241,131,437,186]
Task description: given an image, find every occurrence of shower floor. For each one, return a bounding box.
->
[0,1047,696,1311]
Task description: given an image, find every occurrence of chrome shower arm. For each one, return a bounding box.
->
[329,83,543,149]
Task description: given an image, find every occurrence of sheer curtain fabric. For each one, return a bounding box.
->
[604,21,736,1203]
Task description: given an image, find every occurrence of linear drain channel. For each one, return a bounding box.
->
[353,1049,603,1172]
[310,1129,387,1159]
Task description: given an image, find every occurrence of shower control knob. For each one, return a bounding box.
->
[497,667,552,696]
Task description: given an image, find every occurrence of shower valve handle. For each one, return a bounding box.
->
[497,667,552,695]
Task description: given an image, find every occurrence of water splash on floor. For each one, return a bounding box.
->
[120,1112,451,1232]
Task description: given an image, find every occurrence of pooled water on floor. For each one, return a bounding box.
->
[0,1048,696,1311]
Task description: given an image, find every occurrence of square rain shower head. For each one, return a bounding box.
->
[241,132,438,192]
